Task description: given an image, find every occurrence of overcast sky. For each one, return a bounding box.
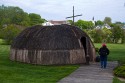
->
[0,0,125,22]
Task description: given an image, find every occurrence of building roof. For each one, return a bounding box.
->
[42,20,70,26]
[49,20,68,25]
[95,24,111,29]
[42,22,54,26]
[11,25,90,50]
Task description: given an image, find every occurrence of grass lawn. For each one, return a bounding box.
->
[0,39,7,45]
[0,45,79,83]
[0,39,3,44]
[94,43,125,63]
[113,77,125,83]
[0,43,125,83]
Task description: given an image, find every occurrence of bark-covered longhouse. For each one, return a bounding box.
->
[10,25,96,65]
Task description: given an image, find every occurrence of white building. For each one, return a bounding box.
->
[95,24,111,29]
[42,20,70,26]
[42,22,54,26]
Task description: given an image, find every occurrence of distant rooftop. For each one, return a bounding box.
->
[42,20,70,26]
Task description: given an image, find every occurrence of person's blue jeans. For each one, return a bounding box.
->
[100,56,107,68]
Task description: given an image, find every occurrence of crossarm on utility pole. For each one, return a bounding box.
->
[66,6,82,25]
[66,14,82,19]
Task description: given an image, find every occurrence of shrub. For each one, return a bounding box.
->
[0,24,21,44]
[95,47,99,52]
[114,65,125,78]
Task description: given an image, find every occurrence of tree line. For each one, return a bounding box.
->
[0,5,46,44]
[0,5,45,27]
[0,5,125,44]
[68,17,125,44]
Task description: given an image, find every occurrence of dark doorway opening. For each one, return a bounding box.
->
[80,36,89,64]
[80,36,86,55]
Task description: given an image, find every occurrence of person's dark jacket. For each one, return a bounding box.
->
[98,46,109,56]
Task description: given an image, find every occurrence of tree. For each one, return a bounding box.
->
[114,22,124,28]
[111,24,123,43]
[0,24,21,44]
[0,5,30,26]
[121,29,125,43]
[93,29,103,43]
[0,5,46,27]
[113,22,125,43]
[10,7,29,25]
[104,17,112,25]
[29,13,45,26]
[87,29,96,41]
[88,29,103,43]
[75,20,94,30]
[102,27,112,43]
[95,20,104,26]
[67,20,73,25]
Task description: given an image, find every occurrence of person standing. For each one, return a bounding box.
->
[98,44,109,68]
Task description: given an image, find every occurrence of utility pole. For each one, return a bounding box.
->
[66,6,82,25]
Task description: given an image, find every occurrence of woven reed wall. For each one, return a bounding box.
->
[88,41,96,61]
[10,49,86,65]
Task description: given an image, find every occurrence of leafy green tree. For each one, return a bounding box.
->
[29,13,45,26]
[102,27,112,43]
[75,20,94,30]
[111,24,123,43]
[121,29,125,43]
[87,29,96,41]
[88,29,103,43]
[95,20,104,26]
[104,17,112,25]
[0,5,46,27]
[93,29,103,43]
[112,22,125,43]
[1,24,21,44]
[0,5,30,26]
[114,22,124,29]
[88,28,113,43]
[10,7,30,25]
[67,20,73,25]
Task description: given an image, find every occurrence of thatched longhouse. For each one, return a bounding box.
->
[10,25,96,65]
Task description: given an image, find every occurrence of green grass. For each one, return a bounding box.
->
[0,43,125,83]
[0,45,79,83]
[113,77,125,83]
[0,39,7,45]
[94,43,125,63]
[0,39,3,44]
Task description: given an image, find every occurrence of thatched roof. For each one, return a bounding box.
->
[11,25,90,50]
